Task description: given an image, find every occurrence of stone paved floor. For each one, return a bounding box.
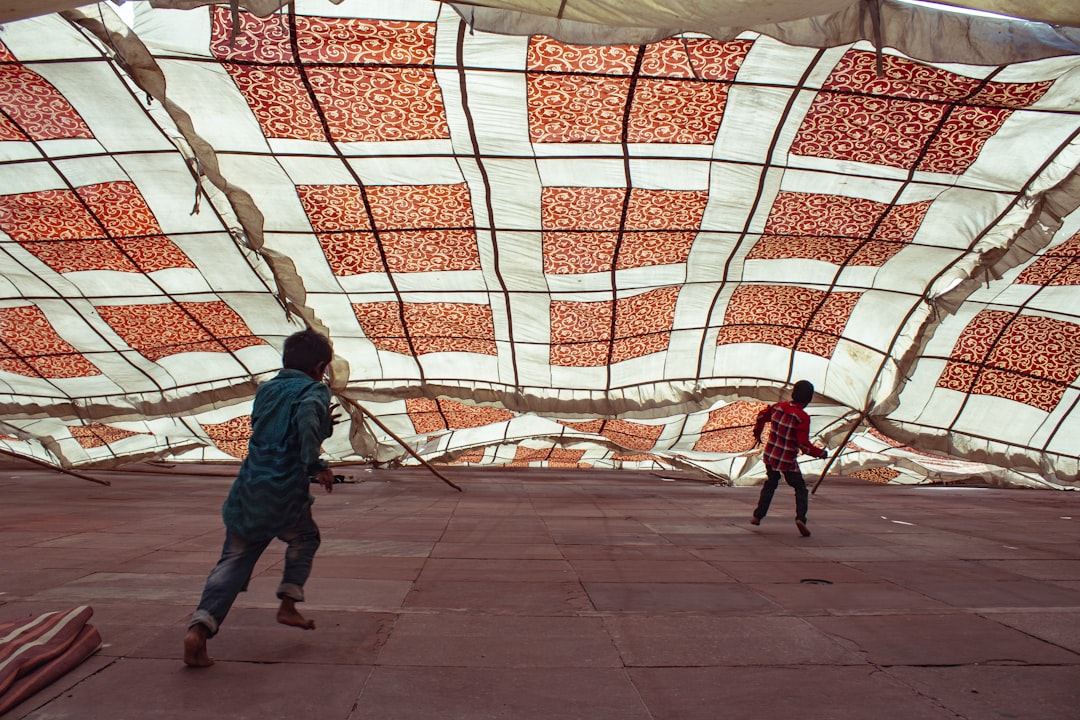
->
[2,461,1079,719]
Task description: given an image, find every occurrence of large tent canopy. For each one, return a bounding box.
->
[0,0,1078,488]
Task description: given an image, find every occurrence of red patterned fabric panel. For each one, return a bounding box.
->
[0,306,99,378]
[297,184,373,231]
[851,467,900,483]
[303,183,478,274]
[716,285,859,358]
[542,187,706,273]
[640,38,751,81]
[749,191,931,265]
[225,65,327,141]
[549,286,679,366]
[365,183,475,229]
[937,310,1080,412]
[211,10,446,143]
[304,66,448,142]
[0,189,101,241]
[406,397,514,433]
[353,301,496,356]
[96,301,265,362]
[8,183,193,273]
[612,452,663,463]
[447,448,486,464]
[69,424,141,449]
[210,10,435,65]
[791,50,1051,173]
[0,62,92,141]
[527,36,750,144]
[561,418,664,451]
[200,415,252,459]
[1016,230,1080,286]
[542,187,707,231]
[511,446,586,466]
[693,401,770,452]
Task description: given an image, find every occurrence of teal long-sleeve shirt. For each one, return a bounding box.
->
[222,369,333,542]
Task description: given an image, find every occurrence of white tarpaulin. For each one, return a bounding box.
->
[0,0,1078,488]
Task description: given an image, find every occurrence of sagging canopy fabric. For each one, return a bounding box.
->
[0,0,1078,489]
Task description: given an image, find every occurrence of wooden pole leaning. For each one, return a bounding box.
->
[0,447,111,486]
[343,397,463,493]
[811,401,875,495]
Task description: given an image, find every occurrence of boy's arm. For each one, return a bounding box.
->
[296,383,332,480]
[752,405,771,445]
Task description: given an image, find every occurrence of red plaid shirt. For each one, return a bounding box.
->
[753,401,826,471]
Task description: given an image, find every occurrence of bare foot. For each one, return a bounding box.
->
[183,624,213,667]
[277,598,315,630]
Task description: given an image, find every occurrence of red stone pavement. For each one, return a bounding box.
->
[1,460,1079,719]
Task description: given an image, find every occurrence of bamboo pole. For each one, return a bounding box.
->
[343,398,463,492]
[0,447,111,486]
[811,401,875,495]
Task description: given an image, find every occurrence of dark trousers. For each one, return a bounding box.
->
[753,466,809,523]
[189,507,321,637]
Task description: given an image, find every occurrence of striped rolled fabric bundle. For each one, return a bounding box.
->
[0,606,102,714]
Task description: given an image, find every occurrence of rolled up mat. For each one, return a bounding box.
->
[0,606,102,715]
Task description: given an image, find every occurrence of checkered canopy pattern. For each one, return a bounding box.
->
[0,1,1078,488]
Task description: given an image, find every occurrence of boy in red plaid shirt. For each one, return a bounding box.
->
[750,380,828,537]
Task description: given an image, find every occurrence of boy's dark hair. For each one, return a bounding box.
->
[282,329,332,372]
[791,380,815,406]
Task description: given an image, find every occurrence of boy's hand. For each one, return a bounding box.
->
[329,403,343,426]
[315,468,335,494]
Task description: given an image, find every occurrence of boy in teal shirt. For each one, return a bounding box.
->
[184,328,336,667]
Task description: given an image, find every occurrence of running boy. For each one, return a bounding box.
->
[750,380,828,537]
[184,328,336,667]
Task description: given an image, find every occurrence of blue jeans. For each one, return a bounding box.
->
[189,507,320,637]
[753,466,809,523]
